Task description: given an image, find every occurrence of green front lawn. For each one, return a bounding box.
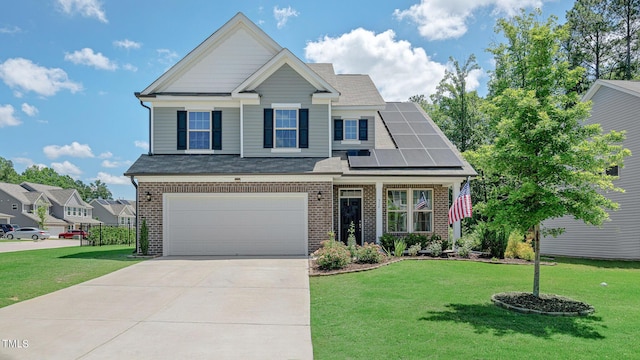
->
[310,259,640,359]
[0,245,144,308]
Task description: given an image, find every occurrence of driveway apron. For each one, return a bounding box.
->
[0,257,313,359]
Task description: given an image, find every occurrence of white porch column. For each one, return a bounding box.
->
[375,181,383,243]
[451,181,461,250]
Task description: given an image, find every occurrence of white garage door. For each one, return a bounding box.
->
[164,193,308,256]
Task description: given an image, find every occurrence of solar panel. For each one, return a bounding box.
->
[348,102,465,169]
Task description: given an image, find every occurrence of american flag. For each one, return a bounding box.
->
[416,192,428,210]
[448,181,472,225]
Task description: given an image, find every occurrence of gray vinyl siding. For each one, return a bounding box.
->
[243,64,329,157]
[153,107,240,154]
[542,86,640,259]
[332,116,375,150]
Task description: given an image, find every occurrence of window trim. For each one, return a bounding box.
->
[187,110,212,150]
[386,189,434,233]
[272,105,300,149]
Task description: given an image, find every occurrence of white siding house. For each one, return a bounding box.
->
[542,80,640,260]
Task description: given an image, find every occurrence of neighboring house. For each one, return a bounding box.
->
[125,13,476,256]
[542,80,640,260]
[0,182,68,234]
[90,199,136,226]
[21,182,102,232]
[0,212,13,224]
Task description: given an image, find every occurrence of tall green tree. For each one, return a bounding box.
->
[565,0,616,83]
[89,180,112,200]
[0,157,20,183]
[476,10,631,297]
[610,0,640,79]
[429,55,489,152]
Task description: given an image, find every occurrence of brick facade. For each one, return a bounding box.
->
[136,181,333,255]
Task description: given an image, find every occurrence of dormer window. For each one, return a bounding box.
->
[263,105,308,150]
[344,120,358,140]
[177,110,222,151]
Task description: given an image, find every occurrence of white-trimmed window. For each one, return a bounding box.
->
[67,207,71,216]
[344,119,358,140]
[275,109,297,148]
[188,111,211,149]
[387,189,433,233]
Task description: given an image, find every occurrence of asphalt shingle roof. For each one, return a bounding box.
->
[307,63,385,107]
[125,155,343,176]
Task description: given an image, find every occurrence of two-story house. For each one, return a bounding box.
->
[20,182,102,232]
[125,13,476,256]
[90,199,136,227]
[0,182,68,234]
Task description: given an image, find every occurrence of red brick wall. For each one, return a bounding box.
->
[136,181,333,255]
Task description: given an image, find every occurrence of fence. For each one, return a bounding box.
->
[78,223,135,246]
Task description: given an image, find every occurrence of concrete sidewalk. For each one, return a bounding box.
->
[0,239,80,253]
[0,257,313,359]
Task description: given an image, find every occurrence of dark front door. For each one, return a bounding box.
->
[340,198,362,245]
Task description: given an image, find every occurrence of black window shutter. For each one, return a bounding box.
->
[359,119,368,141]
[263,109,273,148]
[212,111,222,150]
[299,109,309,148]
[177,110,187,150]
[334,119,343,141]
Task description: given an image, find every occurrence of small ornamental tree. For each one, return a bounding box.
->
[472,10,631,297]
[140,219,149,255]
[36,204,48,230]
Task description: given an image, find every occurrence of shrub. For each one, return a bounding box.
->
[355,242,384,264]
[404,233,427,248]
[407,243,421,257]
[393,239,406,257]
[346,222,357,258]
[475,222,509,259]
[379,233,399,252]
[457,235,474,258]
[426,241,443,257]
[314,240,351,270]
[139,219,149,255]
[505,232,535,261]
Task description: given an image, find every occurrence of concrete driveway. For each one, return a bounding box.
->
[0,257,313,359]
[0,239,80,253]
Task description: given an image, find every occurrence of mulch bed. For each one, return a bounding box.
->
[308,254,555,276]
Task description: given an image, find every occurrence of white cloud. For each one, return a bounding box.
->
[0,25,21,34]
[0,104,21,127]
[134,140,149,149]
[101,159,132,168]
[14,158,47,169]
[113,39,141,49]
[57,0,108,23]
[43,141,94,159]
[95,171,129,185]
[273,6,299,29]
[123,63,138,72]
[156,49,179,67]
[21,103,38,116]
[98,151,112,159]
[64,48,117,71]
[394,0,545,40]
[0,58,82,96]
[305,28,447,101]
[51,160,82,179]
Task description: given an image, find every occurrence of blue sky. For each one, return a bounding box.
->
[0,0,572,200]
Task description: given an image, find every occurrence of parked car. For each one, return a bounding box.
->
[58,229,88,239]
[0,224,16,236]
[5,227,50,240]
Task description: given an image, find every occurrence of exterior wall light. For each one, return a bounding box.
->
[146,191,152,202]
[317,191,322,201]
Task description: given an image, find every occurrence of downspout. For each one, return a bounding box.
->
[130,176,139,254]
[139,100,152,155]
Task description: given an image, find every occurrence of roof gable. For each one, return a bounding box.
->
[141,12,282,96]
[232,49,339,99]
[583,80,640,102]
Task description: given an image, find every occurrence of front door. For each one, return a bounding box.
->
[340,198,362,245]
